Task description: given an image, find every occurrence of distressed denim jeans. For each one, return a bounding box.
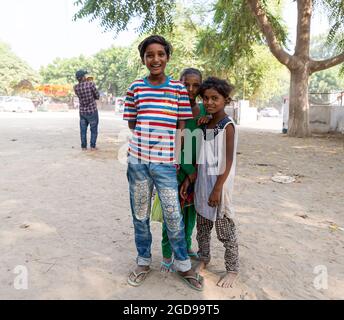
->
[80,111,99,148]
[127,156,191,272]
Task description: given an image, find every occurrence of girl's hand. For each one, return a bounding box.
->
[180,178,191,200]
[197,115,211,126]
[187,172,197,184]
[208,188,221,207]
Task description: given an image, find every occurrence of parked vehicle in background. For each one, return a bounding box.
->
[0,96,11,111]
[259,107,280,117]
[1,96,35,112]
[0,96,6,111]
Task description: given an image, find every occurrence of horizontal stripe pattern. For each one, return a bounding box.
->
[123,77,192,163]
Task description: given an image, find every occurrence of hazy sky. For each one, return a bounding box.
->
[0,0,329,71]
[0,0,137,70]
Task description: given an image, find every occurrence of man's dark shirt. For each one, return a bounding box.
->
[74,81,100,114]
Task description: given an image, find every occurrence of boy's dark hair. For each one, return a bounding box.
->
[138,35,172,61]
[179,68,202,82]
[199,77,234,100]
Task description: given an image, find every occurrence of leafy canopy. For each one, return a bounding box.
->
[0,41,40,95]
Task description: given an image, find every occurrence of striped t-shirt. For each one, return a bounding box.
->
[123,76,193,163]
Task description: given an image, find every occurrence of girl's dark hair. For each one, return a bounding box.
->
[179,68,202,82]
[199,77,234,99]
[138,35,172,61]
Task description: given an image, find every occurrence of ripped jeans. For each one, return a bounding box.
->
[127,157,191,272]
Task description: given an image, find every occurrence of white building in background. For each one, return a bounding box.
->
[237,100,258,125]
[282,92,344,134]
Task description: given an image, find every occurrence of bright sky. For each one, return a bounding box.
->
[0,0,137,70]
[283,0,329,50]
[0,0,329,71]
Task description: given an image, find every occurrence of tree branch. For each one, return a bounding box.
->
[310,52,344,73]
[246,0,294,69]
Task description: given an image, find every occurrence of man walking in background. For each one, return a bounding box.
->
[74,69,100,151]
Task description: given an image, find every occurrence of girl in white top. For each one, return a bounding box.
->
[180,77,239,288]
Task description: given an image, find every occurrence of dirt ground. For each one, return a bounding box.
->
[0,111,343,300]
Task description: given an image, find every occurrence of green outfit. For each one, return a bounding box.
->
[162,103,207,258]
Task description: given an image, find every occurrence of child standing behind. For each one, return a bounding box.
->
[160,68,206,272]
[181,77,239,288]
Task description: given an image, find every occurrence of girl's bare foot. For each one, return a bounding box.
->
[217,272,238,288]
[160,257,173,273]
[195,261,207,273]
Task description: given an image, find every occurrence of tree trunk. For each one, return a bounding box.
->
[288,65,311,137]
[248,0,344,137]
[288,0,312,138]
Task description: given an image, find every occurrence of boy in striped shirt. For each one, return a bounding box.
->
[123,35,204,291]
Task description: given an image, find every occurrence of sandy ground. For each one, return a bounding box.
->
[0,110,343,300]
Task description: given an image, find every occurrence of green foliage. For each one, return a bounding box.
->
[197,0,287,67]
[320,0,344,48]
[310,33,337,59]
[162,10,208,79]
[40,46,142,96]
[71,0,290,104]
[73,0,175,35]
[0,41,40,95]
[309,67,344,92]
[39,55,93,85]
[310,32,344,92]
[241,46,289,108]
[313,1,344,74]
[90,46,137,95]
[72,0,344,93]
[42,1,290,105]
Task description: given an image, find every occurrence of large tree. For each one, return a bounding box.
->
[74,0,344,137]
[0,42,39,95]
[39,55,93,85]
[246,0,344,137]
[40,47,141,96]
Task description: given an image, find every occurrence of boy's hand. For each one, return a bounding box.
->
[197,115,211,126]
[180,178,191,200]
[208,188,221,207]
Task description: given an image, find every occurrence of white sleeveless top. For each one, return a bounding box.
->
[194,116,238,221]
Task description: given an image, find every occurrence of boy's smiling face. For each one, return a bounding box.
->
[143,43,169,77]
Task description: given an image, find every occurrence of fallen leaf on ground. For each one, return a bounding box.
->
[296,214,308,219]
[329,224,344,232]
